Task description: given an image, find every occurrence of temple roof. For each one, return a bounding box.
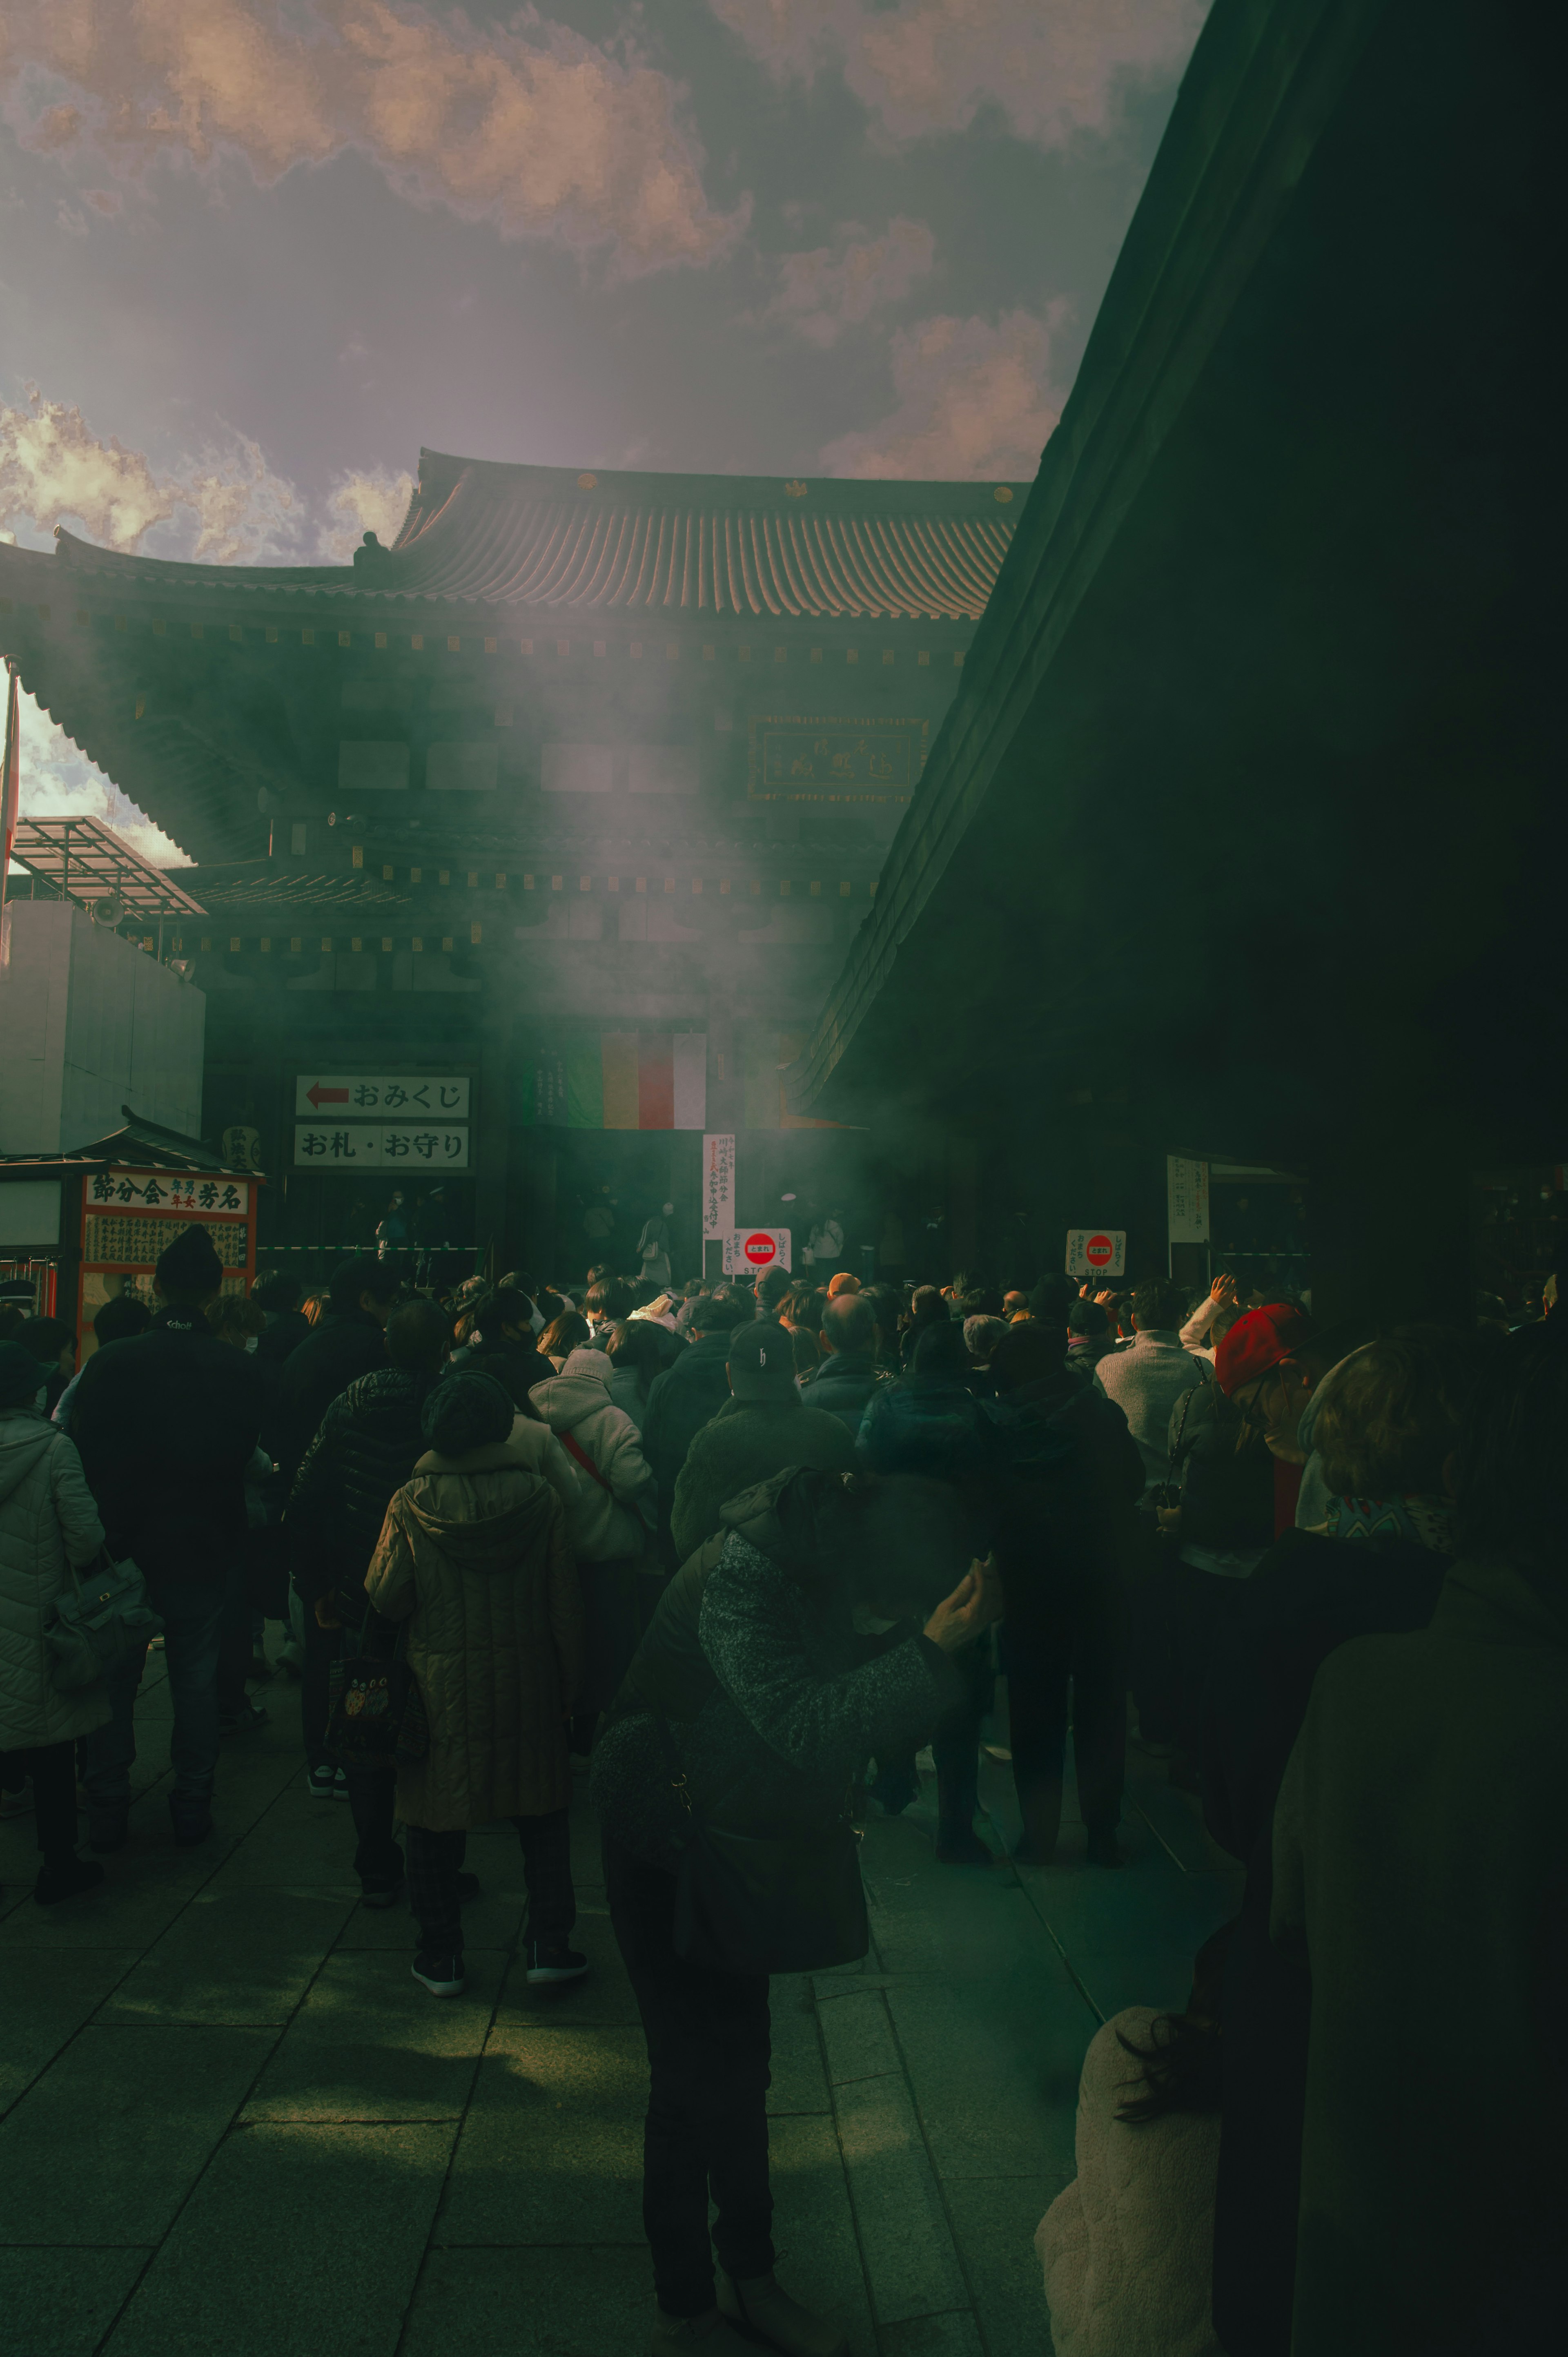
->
[38,457,1028,623]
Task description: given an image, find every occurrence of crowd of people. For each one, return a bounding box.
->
[1,1236,1562,2357]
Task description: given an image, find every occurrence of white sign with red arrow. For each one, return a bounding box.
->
[294,1074,471,1119]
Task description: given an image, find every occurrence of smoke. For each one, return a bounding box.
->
[708,0,1208,148]
[821,306,1065,479]
[0,0,750,279]
[749,216,936,347]
[0,389,177,551]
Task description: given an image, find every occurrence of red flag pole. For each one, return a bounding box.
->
[0,660,19,958]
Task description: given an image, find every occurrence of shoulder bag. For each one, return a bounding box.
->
[46,1549,164,1693]
[324,1606,430,1770]
[654,1713,869,1976]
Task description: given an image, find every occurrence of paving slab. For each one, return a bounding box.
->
[435,2025,646,2245]
[400,2243,654,2357]
[831,2070,970,2328]
[1023,1865,1241,2021]
[886,1979,1091,2178]
[942,2175,1067,2356]
[101,2121,454,2357]
[243,1949,499,2121]
[818,1986,902,2087]
[767,2110,878,2355]
[875,2311,985,2357]
[0,1850,214,1952]
[0,2025,276,2243]
[101,1887,356,2027]
[0,2246,151,2357]
[0,1947,141,2118]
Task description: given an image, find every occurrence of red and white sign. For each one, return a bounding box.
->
[1065,1228,1126,1278]
[722,1227,793,1275]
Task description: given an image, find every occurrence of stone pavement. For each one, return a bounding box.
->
[1,1645,1241,2357]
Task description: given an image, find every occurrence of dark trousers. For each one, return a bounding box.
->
[216,1581,256,1717]
[345,1764,402,1886]
[0,1740,78,1869]
[605,1835,775,2318]
[579,1559,643,1718]
[1003,1577,1127,1836]
[300,1613,343,1771]
[405,1810,575,1956]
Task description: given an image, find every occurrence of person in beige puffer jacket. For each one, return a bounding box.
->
[529,1347,657,1711]
[0,1341,111,1904]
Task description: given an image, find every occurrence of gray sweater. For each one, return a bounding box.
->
[1095,1330,1212,1490]
[590,1523,960,1867]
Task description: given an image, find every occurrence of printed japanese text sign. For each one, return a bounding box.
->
[293,1075,471,1119]
[702,1133,736,1240]
[293,1125,469,1172]
[1065,1229,1126,1278]
[85,1171,249,1216]
[1166,1156,1210,1244]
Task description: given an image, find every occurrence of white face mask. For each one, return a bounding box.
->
[244,1336,258,1353]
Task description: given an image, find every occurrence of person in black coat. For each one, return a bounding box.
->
[69,1222,264,1847]
[1198,1327,1484,2357]
[641,1293,751,1566]
[273,1253,400,1486]
[285,1296,451,1873]
[800,1292,886,1436]
[984,1320,1146,1868]
[251,1270,312,1373]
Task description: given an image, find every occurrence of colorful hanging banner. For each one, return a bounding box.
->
[526,1033,706,1130]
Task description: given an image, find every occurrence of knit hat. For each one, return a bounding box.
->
[155,1222,224,1298]
[421,1371,514,1456]
[727,1321,797,1402]
[0,1341,46,1408]
[826,1271,860,1297]
[1215,1303,1314,1396]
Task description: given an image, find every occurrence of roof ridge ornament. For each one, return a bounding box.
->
[784,480,808,499]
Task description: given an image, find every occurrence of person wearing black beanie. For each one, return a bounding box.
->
[364,1364,587,1999]
[68,1222,263,1850]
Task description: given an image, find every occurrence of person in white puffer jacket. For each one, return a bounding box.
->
[528,1348,657,1712]
[1036,1925,1229,2357]
[0,1340,111,1905]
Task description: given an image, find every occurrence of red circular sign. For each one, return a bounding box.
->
[1085,1233,1115,1269]
[743,1231,778,1267]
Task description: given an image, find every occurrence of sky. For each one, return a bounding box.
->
[0,0,1209,862]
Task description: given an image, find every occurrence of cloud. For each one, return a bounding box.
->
[317,465,416,561]
[0,389,178,549]
[13,687,189,868]
[750,215,935,346]
[0,388,298,562]
[0,0,749,277]
[820,307,1063,479]
[710,0,1207,147]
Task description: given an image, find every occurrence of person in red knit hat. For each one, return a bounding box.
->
[1215,1303,1318,1534]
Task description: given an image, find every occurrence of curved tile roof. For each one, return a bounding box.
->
[35,453,1027,623]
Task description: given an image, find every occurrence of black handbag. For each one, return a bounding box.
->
[323,1609,429,1771]
[655,1715,869,1977]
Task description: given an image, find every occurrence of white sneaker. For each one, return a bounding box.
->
[306,1764,337,1800]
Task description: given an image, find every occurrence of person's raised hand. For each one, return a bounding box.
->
[1212,1272,1239,1305]
[923,1555,1004,1652]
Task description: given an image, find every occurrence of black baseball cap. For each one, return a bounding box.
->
[727,1320,796,1401]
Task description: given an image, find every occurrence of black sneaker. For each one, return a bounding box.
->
[219,1697,268,1736]
[35,1857,106,1905]
[169,1798,214,1847]
[411,1951,466,1998]
[1085,1826,1123,1868]
[523,1941,589,1986]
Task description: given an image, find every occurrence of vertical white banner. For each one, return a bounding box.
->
[702,1133,736,1240]
[1166,1156,1210,1243]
